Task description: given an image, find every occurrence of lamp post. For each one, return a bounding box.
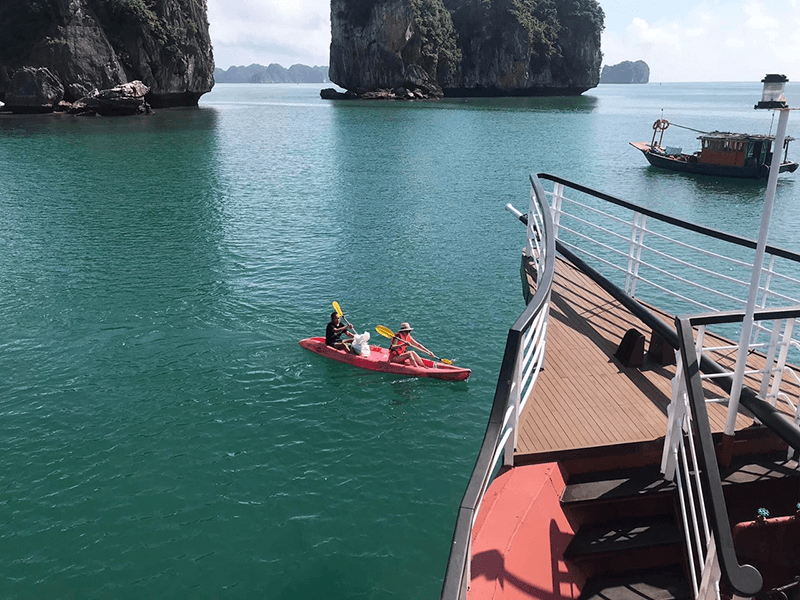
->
[725,74,790,435]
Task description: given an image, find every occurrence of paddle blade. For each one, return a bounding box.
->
[375,325,395,339]
[441,358,453,365]
[332,301,343,317]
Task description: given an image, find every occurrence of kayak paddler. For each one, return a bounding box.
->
[326,311,354,350]
[388,322,431,368]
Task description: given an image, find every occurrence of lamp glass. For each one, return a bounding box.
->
[761,81,787,104]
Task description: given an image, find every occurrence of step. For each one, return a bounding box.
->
[562,465,675,503]
[561,465,676,528]
[565,516,683,578]
[719,456,799,485]
[561,456,800,528]
[579,567,690,600]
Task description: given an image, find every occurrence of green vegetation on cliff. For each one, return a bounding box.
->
[328,0,605,97]
[509,0,560,58]
[90,0,168,40]
[409,0,462,77]
[87,0,205,62]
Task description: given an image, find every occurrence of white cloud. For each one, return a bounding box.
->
[206,0,800,81]
[743,2,779,31]
[208,0,331,69]
[602,1,800,81]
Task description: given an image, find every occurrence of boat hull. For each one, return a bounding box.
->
[298,337,471,381]
[630,142,799,179]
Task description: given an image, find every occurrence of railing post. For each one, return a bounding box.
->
[676,315,763,598]
[751,255,777,348]
[727,105,790,436]
[759,319,783,402]
[696,538,721,600]
[661,356,686,480]
[526,185,537,259]
[505,344,523,467]
[766,318,796,406]
[760,254,776,310]
[551,182,564,239]
[625,212,647,296]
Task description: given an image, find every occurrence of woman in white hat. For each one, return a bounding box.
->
[388,322,432,367]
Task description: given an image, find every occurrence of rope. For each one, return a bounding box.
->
[668,122,710,135]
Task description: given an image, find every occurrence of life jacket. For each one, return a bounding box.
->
[390,331,411,357]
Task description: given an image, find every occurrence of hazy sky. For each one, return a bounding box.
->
[207,0,799,82]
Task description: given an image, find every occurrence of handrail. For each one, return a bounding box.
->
[538,173,800,264]
[675,313,763,596]
[683,312,800,454]
[538,173,800,444]
[540,173,800,329]
[440,175,556,600]
[539,176,800,596]
[673,306,800,596]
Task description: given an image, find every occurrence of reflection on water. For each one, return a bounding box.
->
[686,172,787,200]
[437,94,599,113]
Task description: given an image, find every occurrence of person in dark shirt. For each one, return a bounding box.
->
[326,312,354,350]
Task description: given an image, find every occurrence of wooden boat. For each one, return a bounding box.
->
[298,337,471,381]
[630,119,798,179]
[441,174,800,599]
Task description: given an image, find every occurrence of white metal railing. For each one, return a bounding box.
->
[662,309,800,600]
[539,174,800,432]
[662,350,720,600]
[542,174,800,598]
[501,184,553,467]
[677,320,800,410]
[546,183,800,318]
[441,176,555,600]
[444,174,800,600]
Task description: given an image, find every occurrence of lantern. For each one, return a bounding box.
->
[755,74,788,109]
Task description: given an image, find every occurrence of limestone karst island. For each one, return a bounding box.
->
[600,60,650,84]
[0,0,606,111]
[0,0,214,114]
[325,0,604,99]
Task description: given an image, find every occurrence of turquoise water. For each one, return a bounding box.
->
[2,82,799,599]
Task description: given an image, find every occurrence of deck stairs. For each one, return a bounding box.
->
[554,431,800,600]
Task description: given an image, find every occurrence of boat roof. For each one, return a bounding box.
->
[698,131,795,142]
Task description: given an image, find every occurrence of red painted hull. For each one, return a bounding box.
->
[298,337,471,381]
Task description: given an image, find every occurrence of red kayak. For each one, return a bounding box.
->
[298,337,471,381]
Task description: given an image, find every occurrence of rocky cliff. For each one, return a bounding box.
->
[0,0,214,111]
[328,0,603,98]
[600,60,649,84]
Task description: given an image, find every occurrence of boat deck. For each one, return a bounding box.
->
[467,256,800,600]
[515,256,799,462]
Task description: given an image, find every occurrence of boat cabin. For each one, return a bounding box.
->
[698,132,792,168]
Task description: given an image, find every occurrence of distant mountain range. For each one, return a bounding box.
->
[214,64,330,84]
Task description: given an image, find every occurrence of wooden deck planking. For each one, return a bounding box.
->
[514,256,784,458]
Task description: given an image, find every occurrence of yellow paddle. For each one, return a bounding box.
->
[332,301,357,334]
[375,325,454,365]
